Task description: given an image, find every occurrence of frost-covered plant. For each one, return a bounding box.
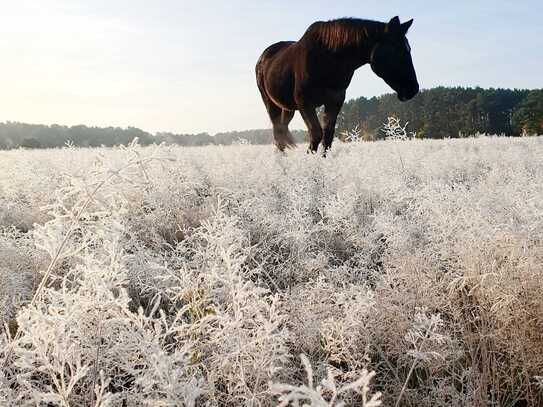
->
[381,117,414,141]
[380,116,414,173]
[0,228,45,328]
[1,136,543,406]
[11,214,204,405]
[272,354,382,407]
[395,310,448,407]
[236,137,251,145]
[1,143,206,406]
[341,124,363,143]
[165,199,290,405]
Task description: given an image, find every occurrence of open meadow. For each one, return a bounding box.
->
[1,137,543,406]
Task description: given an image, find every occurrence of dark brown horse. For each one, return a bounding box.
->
[256,16,419,153]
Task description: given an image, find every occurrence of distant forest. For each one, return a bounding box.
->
[337,87,543,139]
[0,123,308,150]
[0,87,541,149]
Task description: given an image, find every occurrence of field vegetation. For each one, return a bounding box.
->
[1,133,542,406]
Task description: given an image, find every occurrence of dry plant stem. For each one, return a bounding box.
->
[394,359,417,407]
[396,147,405,173]
[372,341,402,387]
[91,317,103,407]
[394,325,433,407]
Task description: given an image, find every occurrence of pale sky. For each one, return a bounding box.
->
[1,1,542,134]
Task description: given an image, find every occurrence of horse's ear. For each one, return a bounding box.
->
[388,16,400,26]
[385,16,401,33]
[400,19,414,35]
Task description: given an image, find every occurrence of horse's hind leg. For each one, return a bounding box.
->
[275,109,295,149]
[260,96,296,151]
[256,69,296,150]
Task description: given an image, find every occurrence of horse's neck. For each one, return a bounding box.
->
[332,39,376,71]
[356,35,380,68]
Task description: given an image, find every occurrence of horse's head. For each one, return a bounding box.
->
[370,16,419,102]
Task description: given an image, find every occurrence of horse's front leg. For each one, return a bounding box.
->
[321,94,345,155]
[298,104,322,153]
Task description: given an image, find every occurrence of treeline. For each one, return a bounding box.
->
[1,87,541,149]
[0,122,307,150]
[157,129,307,146]
[337,87,543,139]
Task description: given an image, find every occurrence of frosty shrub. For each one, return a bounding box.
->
[381,116,413,141]
[1,136,543,406]
[271,354,381,406]
[340,124,363,143]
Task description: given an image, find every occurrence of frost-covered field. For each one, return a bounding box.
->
[1,137,543,406]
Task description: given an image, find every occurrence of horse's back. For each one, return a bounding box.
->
[257,41,295,67]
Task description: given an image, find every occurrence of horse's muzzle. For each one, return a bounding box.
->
[398,84,419,102]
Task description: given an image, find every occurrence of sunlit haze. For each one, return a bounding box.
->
[1,0,541,134]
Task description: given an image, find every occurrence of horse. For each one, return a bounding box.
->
[256,16,419,154]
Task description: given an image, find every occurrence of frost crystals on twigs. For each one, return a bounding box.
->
[272,354,382,407]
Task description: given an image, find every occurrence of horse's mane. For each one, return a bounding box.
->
[303,18,385,50]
